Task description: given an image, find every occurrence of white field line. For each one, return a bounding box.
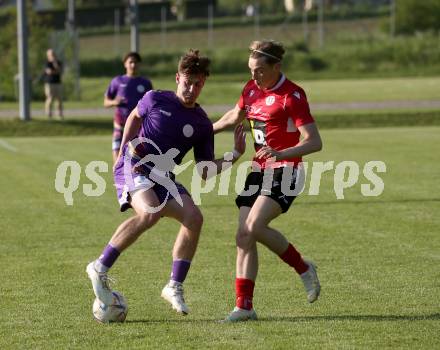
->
[0,139,17,152]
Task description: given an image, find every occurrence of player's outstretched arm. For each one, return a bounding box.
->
[197,124,246,180]
[104,95,125,108]
[113,107,142,166]
[255,122,322,161]
[213,105,246,134]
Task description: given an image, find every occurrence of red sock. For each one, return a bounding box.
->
[235,278,255,310]
[279,243,308,275]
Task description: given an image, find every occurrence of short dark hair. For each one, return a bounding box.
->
[178,49,210,77]
[123,52,141,63]
[249,40,285,65]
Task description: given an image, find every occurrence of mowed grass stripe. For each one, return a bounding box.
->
[1,76,440,110]
[1,109,440,137]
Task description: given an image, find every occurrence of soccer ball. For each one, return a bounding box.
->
[92,291,128,323]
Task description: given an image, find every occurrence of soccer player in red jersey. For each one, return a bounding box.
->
[213,40,323,322]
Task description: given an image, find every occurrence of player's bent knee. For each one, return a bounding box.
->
[137,212,161,230]
[184,207,203,232]
[235,227,255,248]
[244,218,264,237]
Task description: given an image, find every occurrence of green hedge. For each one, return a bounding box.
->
[78,9,388,37]
[396,0,440,34]
[79,32,440,79]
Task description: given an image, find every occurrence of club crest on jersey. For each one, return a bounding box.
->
[249,90,255,97]
[265,96,275,106]
[137,85,146,93]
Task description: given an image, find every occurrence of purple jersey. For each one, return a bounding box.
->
[113,90,214,211]
[105,75,153,123]
[135,90,214,164]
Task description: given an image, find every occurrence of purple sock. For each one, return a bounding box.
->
[170,259,191,283]
[98,244,120,269]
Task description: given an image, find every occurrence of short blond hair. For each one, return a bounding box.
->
[249,40,285,64]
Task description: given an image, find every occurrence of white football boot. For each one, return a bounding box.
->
[223,307,258,323]
[300,260,321,303]
[86,261,115,305]
[161,280,189,315]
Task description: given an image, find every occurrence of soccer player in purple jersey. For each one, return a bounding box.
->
[104,52,153,163]
[87,49,246,316]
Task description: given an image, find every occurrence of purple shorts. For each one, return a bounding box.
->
[112,110,128,151]
[114,109,129,127]
[113,145,189,212]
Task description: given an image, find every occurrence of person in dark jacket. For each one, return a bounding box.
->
[44,49,63,119]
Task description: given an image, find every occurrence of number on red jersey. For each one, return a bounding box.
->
[249,119,267,146]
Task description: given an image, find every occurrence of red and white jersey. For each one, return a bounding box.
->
[237,74,315,169]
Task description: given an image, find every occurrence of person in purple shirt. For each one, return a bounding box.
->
[104,52,153,163]
[87,49,246,316]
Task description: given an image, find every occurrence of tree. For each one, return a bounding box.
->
[0,6,49,101]
[218,0,285,16]
[51,0,124,9]
[396,0,440,34]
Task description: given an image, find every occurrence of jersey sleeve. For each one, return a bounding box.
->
[136,90,154,119]
[105,77,118,99]
[237,81,253,110]
[145,78,153,91]
[237,92,245,110]
[193,123,215,162]
[287,89,315,127]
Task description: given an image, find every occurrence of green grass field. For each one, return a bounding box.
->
[47,75,440,106]
[1,76,440,111]
[0,127,439,349]
[1,109,440,137]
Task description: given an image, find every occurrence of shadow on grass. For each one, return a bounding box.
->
[124,313,440,324]
[0,117,112,137]
[63,119,111,130]
[125,318,219,324]
[259,313,440,322]
[206,198,440,209]
[299,198,440,206]
[2,109,440,137]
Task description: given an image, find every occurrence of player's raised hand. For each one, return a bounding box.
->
[255,145,282,160]
[114,96,126,106]
[234,123,246,155]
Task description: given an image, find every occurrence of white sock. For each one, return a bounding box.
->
[168,280,182,287]
[94,260,109,273]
